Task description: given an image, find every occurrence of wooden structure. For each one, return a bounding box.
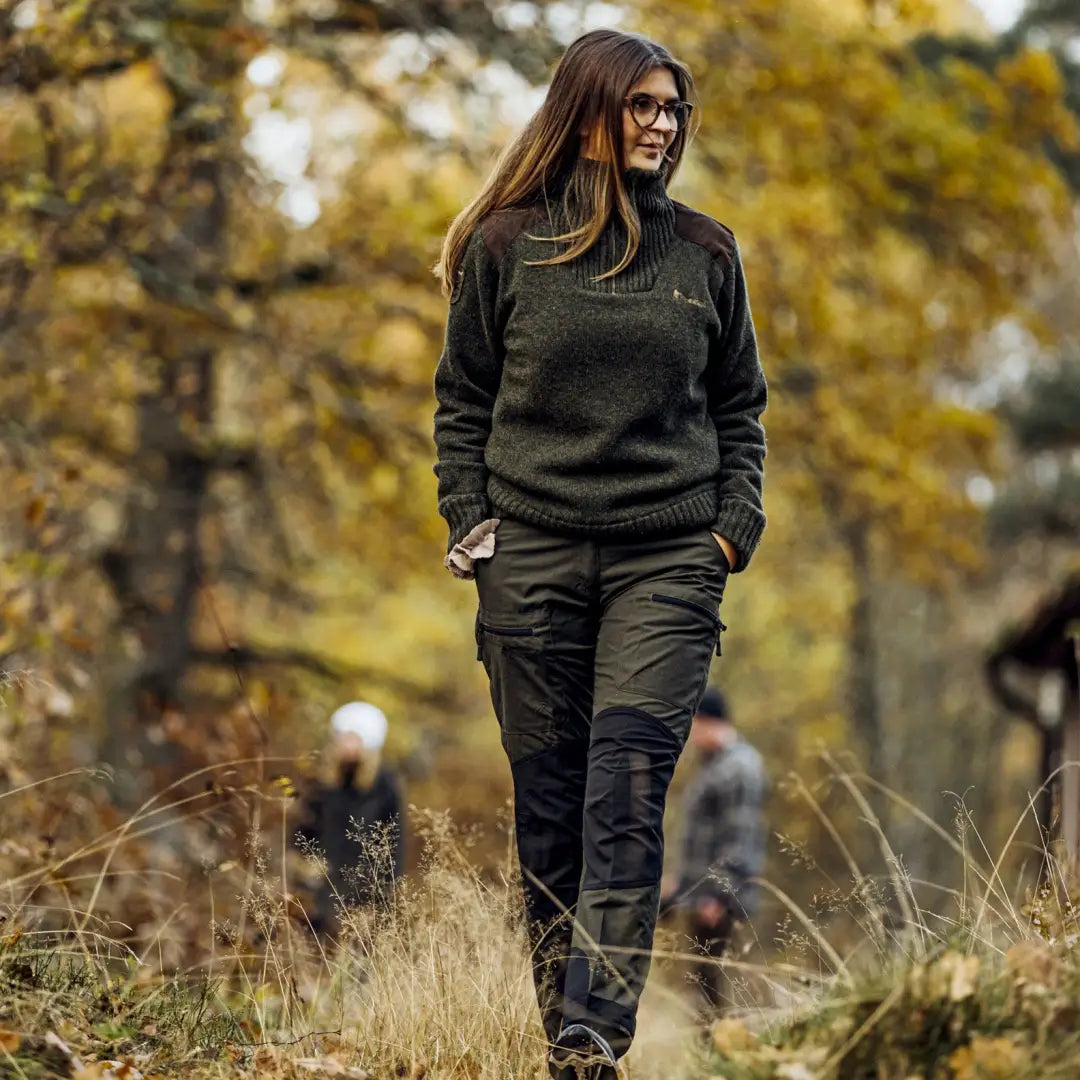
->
[986,574,1080,856]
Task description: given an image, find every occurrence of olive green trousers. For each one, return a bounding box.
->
[474,518,728,1055]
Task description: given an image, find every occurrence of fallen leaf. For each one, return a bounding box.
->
[104,1063,143,1080]
[296,1059,370,1078]
[711,1017,757,1057]
[74,1068,109,1080]
[936,951,980,1002]
[25,496,45,528]
[949,1036,1023,1080]
[0,1029,21,1053]
[1006,939,1061,989]
[74,1062,143,1080]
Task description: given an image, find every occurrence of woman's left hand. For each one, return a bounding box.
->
[710,532,738,571]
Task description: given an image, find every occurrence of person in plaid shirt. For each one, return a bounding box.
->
[662,687,766,1014]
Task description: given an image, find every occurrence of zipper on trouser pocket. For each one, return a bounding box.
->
[649,593,727,656]
[476,622,538,660]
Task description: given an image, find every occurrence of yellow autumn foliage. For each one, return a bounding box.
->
[0,0,1075,882]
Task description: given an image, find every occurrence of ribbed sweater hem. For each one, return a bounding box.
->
[712,498,766,572]
[440,492,493,551]
[488,477,718,539]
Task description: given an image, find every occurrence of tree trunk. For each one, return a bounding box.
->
[845,520,886,785]
[99,51,231,787]
[101,356,214,771]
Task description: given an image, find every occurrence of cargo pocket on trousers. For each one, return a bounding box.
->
[615,591,724,718]
[651,593,726,656]
[475,608,555,762]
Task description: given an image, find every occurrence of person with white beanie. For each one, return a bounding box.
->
[295,701,405,935]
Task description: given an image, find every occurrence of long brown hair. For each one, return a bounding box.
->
[436,28,699,295]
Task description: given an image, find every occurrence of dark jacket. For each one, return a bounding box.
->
[296,766,404,928]
[676,737,766,916]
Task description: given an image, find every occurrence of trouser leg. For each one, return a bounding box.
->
[474,521,596,1043]
[565,527,728,1057]
[512,741,589,1041]
[562,706,682,1054]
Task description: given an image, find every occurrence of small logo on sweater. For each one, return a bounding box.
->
[673,287,707,309]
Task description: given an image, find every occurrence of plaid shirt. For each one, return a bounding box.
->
[676,736,766,916]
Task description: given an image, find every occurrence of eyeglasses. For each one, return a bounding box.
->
[624,93,694,131]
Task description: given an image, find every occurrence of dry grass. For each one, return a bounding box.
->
[0,769,710,1079]
[2,755,1080,1080]
[697,757,1080,1080]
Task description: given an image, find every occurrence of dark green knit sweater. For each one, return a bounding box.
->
[433,157,768,570]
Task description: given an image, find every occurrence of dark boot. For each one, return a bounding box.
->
[549,1024,618,1080]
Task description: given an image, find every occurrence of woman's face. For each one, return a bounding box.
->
[582,65,682,171]
[623,66,681,171]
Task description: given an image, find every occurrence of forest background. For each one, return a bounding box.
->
[3,0,1080,1030]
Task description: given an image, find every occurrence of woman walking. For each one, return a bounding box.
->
[432,28,766,1079]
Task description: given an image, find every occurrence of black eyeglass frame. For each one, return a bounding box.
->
[623,93,695,131]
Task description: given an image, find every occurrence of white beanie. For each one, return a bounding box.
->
[329,701,388,751]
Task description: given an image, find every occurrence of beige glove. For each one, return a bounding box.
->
[444,518,500,580]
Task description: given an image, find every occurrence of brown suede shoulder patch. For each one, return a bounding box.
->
[673,202,735,264]
[480,204,547,263]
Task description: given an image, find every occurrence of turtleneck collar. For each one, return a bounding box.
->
[557,155,674,220]
[545,155,677,294]
[622,164,674,219]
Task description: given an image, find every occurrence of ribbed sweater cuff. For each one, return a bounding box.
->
[440,493,493,551]
[713,499,766,572]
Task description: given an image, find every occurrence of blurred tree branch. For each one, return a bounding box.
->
[190,646,458,709]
